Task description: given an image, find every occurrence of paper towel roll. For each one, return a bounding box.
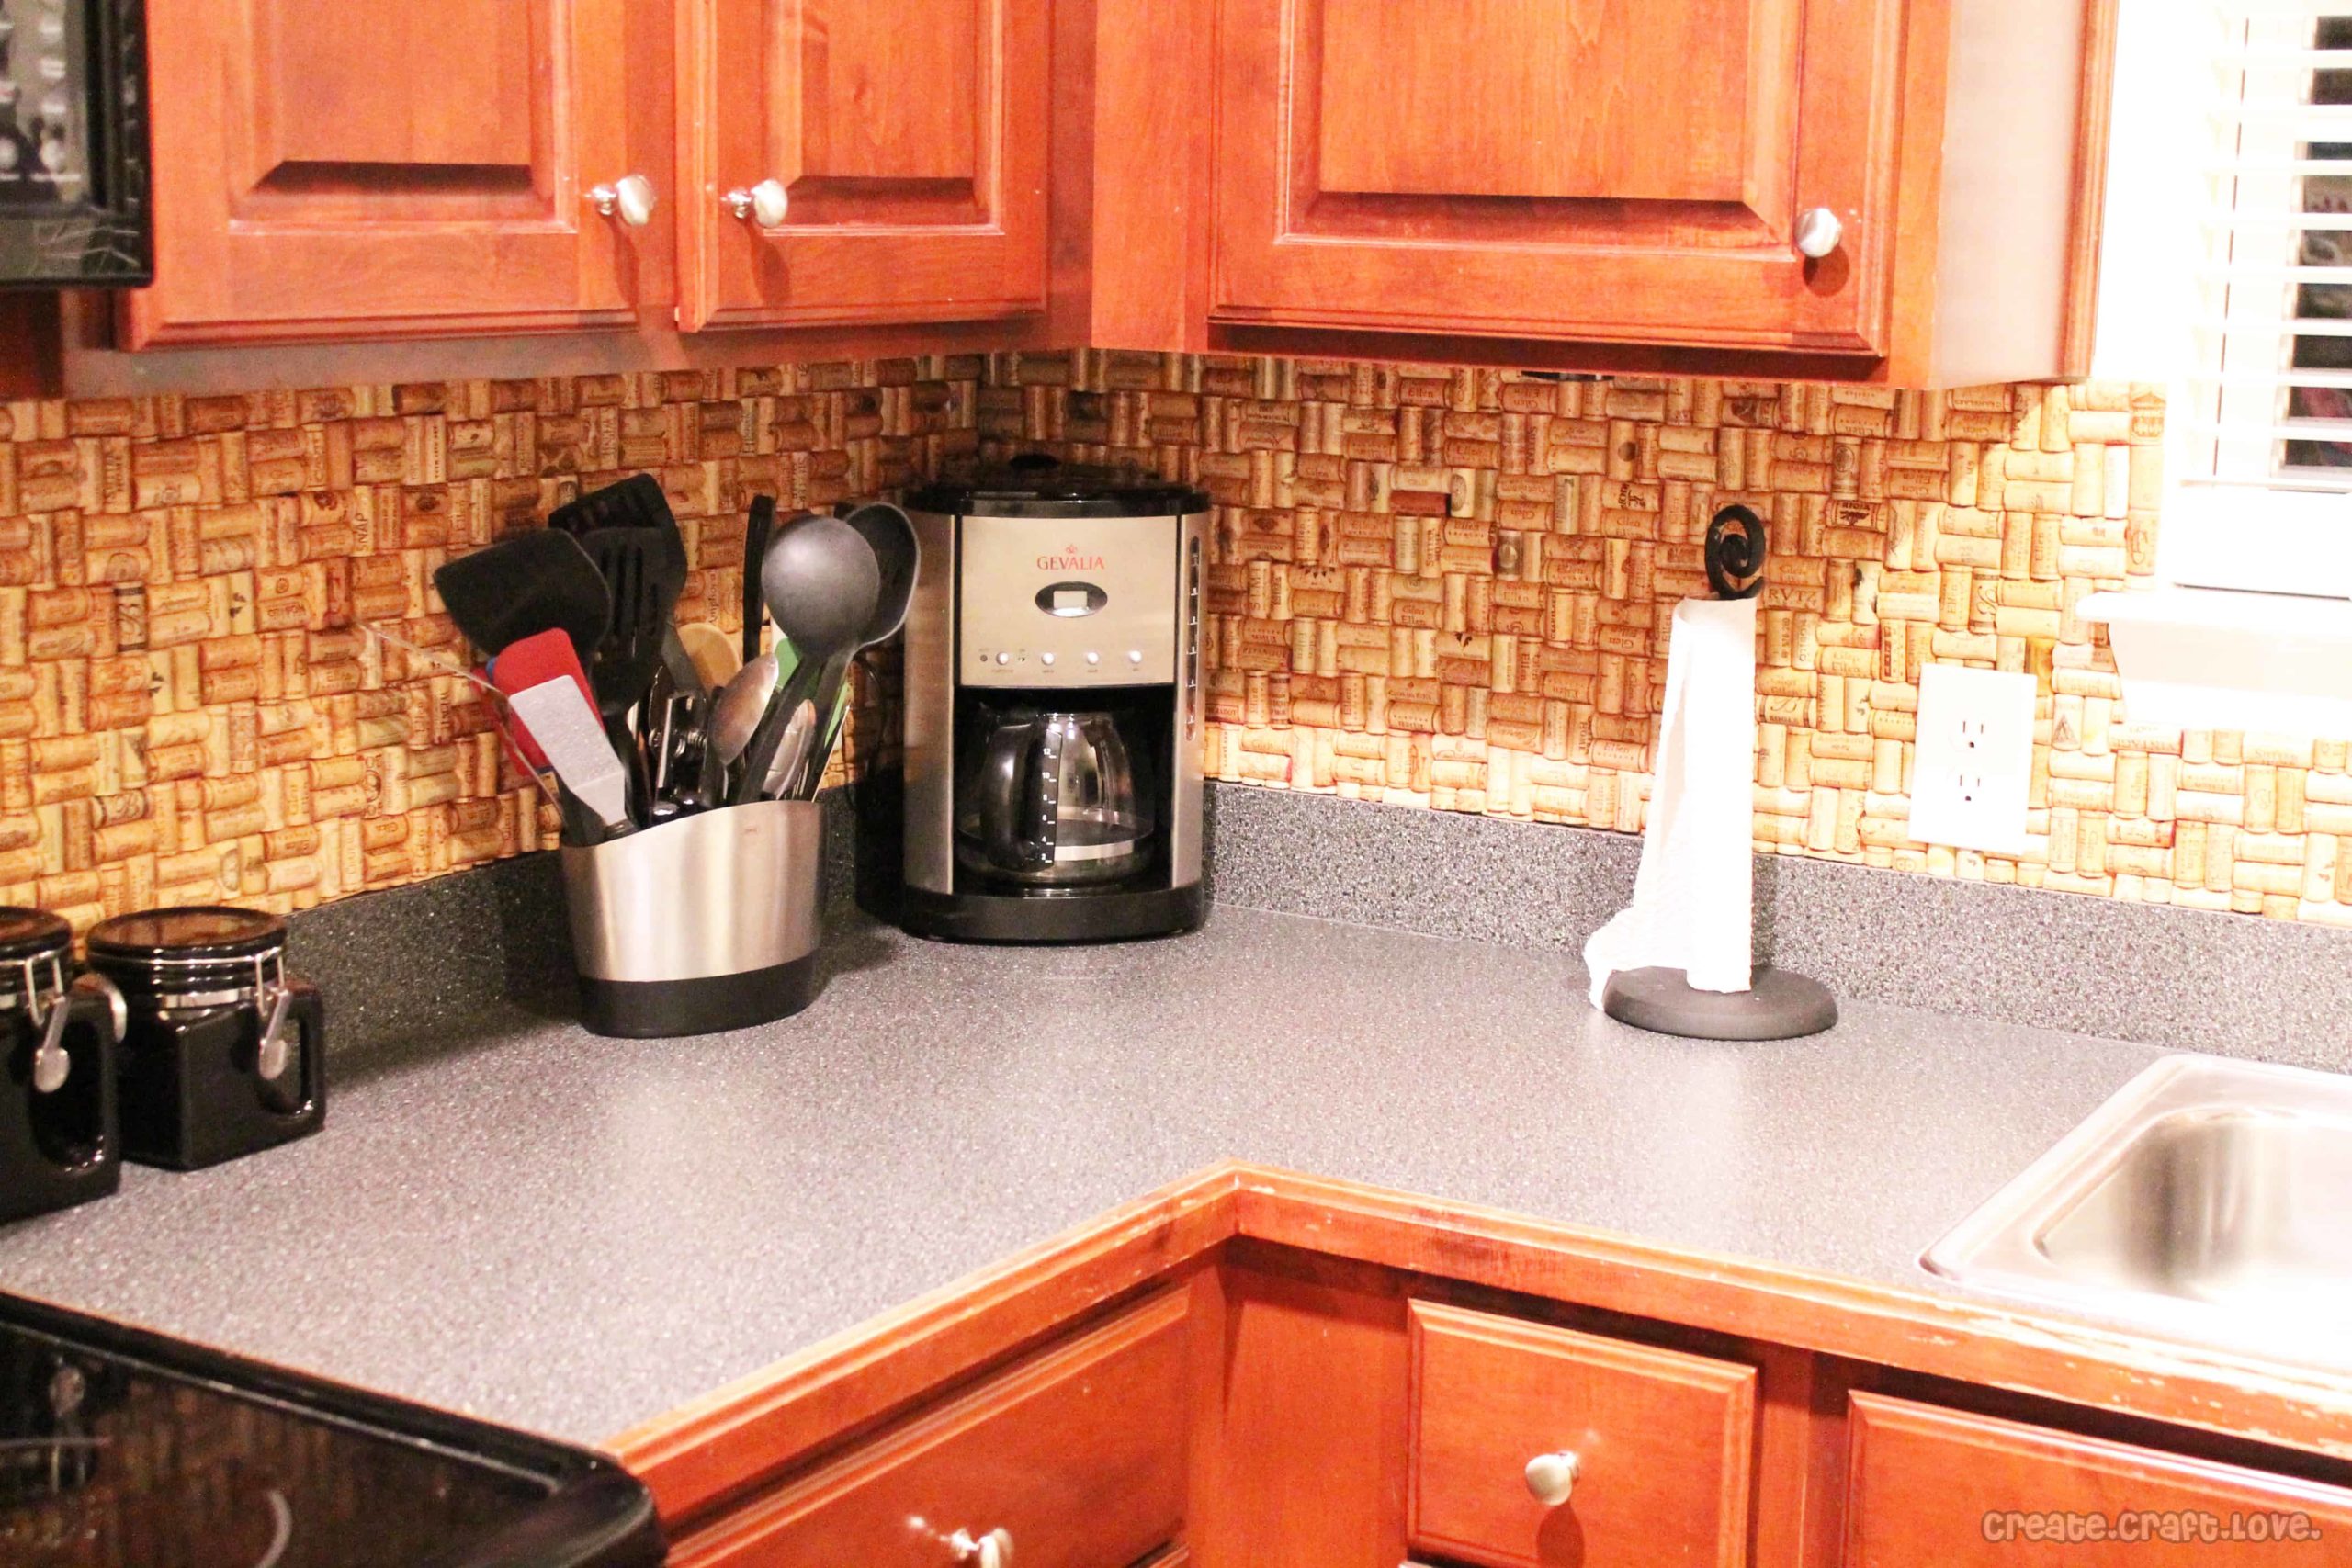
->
[1583,596,1758,1007]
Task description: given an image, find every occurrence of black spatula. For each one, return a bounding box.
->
[430,529,609,666]
[548,471,673,540]
[573,525,688,727]
[549,476,691,722]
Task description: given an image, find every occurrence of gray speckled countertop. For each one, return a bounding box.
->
[0,906,2170,1447]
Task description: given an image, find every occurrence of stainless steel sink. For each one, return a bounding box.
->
[1922,1055,2352,1357]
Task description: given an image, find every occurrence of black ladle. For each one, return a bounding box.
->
[788,502,920,797]
[731,514,880,806]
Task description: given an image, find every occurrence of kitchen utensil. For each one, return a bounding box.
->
[548,470,673,540]
[431,529,609,668]
[642,653,707,820]
[85,908,324,1171]
[678,621,741,692]
[509,678,633,840]
[493,628,632,842]
[732,515,881,806]
[789,501,919,798]
[703,650,779,807]
[956,709,1154,886]
[741,495,777,667]
[762,701,818,797]
[573,525,689,727]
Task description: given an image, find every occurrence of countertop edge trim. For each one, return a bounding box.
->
[1230,1167,2352,1462]
[607,1160,2352,1529]
[605,1161,1247,1527]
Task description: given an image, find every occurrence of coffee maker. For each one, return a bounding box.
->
[888,461,1208,942]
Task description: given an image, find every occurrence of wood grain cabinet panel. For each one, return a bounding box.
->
[673,1289,1191,1568]
[1407,1301,1758,1568]
[1213,0,1895,354]
[1845,1393,2352,1566]
[129,0,656,346]
[675,0,1052,331]
[1193,0,2104,381]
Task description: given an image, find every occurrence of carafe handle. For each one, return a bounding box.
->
[979,721,1051,872]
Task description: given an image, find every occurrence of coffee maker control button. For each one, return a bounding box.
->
[1039,652,1056,667]
[1085,651,1100,666]
[995,651,1012,666]
[1127,649,1144,665]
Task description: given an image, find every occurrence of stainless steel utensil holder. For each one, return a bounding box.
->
[560,799,822,1038]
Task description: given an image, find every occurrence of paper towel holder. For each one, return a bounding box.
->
[1704,502,1770,599]
[1599,505,1839,1042]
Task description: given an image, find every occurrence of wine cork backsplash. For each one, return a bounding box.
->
[0,347,2343,933]
[0,361,979,931]
[982,351,2349,929]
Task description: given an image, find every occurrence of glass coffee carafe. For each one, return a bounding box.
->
[956,709,1154,886]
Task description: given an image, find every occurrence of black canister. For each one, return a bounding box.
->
[0,909,123,1224]
[85,908,325,1172]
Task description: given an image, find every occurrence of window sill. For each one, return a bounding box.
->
[2077,587,2352,739]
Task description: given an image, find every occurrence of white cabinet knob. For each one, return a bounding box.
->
[724,178,790,227]
[949,1528,1012,1568]
[1794,206,1844,259]
[587,175,656,228]
[1524,1450,1582,1507]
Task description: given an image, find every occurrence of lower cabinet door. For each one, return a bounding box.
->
[1406,1301,1758,1568]
[677,1289,1191,1567]
[1845,1393,2352,1566]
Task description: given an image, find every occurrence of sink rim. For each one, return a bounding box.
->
[1919,1052,2352,1359]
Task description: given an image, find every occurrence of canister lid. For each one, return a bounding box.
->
[0,908,70,965]
[87,906,286,964]
[904,456,1210,519]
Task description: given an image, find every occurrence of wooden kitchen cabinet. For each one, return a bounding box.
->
[1198,0,2102,383]
[114,0,2105,377]
[669,1287,1193,1567]
[128,0,669,348]
[1844,1393,2352,1566]
[673,0,1054,332]
[621,1173,2352,1568]
[1408,1301,1758,1568]
[124,0,1050,352]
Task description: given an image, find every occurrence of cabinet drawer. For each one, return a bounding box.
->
[1846,1393,2352,1566]
[681,1289,1192,1567]
[1407,1301,1757,1568]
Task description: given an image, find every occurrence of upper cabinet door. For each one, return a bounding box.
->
[1212,0,1901,355]
[128,0,657,348]
[675,0,1052,332]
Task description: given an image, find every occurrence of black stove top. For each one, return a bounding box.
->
[0,1295,662,1568]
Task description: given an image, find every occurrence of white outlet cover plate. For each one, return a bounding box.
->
[1909,665,2037,855]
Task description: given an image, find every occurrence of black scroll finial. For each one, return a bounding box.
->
[1705,504,1770,600]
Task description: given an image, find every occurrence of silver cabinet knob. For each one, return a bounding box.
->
[1524,1450,1582,1507]
[724,178,790,227]
[948,1528,1012,1568]
[1795,206,1844,259]
[587,174,656,228]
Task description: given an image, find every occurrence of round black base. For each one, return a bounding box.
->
[898,883,1206,944]
[576,953,821,1039]
[1600,965,1839,1042]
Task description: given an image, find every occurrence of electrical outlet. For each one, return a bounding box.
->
[1909,665,2037,855]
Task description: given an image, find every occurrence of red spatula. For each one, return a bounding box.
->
[492,628,632,843]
